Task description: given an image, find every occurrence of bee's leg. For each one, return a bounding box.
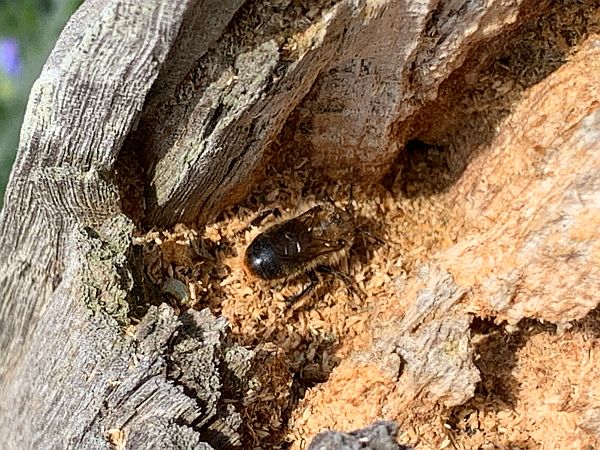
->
[357,227,385,246]
[347,184,354,215]
[316,265,365,300]
[234,207,283,237]
[285,270,319,304]
[250,207,282,227]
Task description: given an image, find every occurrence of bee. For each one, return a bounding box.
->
[244,203,358,302]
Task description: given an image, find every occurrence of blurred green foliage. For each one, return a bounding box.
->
[0,0,83,207]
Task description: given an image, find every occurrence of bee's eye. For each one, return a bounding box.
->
[337,239,346,246]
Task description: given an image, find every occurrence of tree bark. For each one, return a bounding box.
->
[0,1,249,448]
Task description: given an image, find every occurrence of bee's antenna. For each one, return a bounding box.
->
[347,184,354,214]
[316,264,365,301]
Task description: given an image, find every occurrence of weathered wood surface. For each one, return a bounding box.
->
[1,0,598,448]
[3,216,250,449]
[442,39,600,324]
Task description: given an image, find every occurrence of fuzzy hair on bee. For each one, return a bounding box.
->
[243,202,356,300]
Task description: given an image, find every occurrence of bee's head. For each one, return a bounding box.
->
[318,203,355,242]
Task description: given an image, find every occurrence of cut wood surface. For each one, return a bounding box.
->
[0,0,598,448]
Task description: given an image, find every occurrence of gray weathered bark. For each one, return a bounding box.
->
[0,1,245,448]
[308,421,412,450]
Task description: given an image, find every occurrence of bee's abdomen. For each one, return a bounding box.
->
[244,233,286,280]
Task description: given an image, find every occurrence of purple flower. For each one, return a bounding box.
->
[0,37,23,77]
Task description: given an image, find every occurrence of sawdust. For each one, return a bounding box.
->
[135,155,456,447]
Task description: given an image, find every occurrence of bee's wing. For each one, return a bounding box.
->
[300,236,346,260]
[274,207,321,239]
[277,206,346,264]
[289,206,323,229]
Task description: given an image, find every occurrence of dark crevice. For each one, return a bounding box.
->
[126,243,164,324]
[201,103,226,141]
